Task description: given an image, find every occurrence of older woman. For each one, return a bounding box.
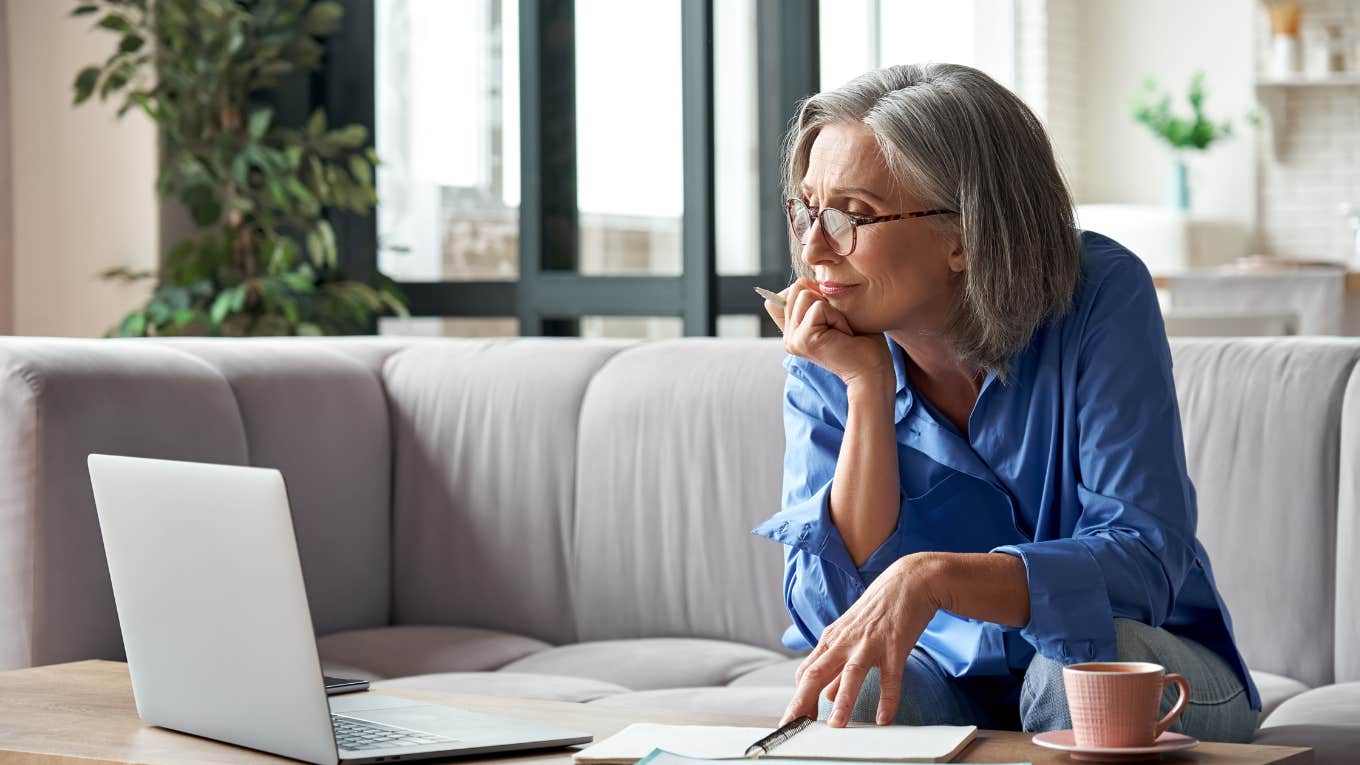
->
[753,63,1259,743]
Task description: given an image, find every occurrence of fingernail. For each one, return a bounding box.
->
[876,712,889,725]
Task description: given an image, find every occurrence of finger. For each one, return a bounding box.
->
[787,284,818,330]
[794,641,828,686]
[816,298,855,335]
[763,298,786,332]
[823,675,841,701]
[828,652,873,728]
[784,653,841,724]
[789,289,823,337]
[803,300,852,338]
[875,659,904,726]
[787,277,821,318]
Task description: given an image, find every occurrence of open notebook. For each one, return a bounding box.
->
[572,722,978,764]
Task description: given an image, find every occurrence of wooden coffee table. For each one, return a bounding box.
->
[0,660,1310,764]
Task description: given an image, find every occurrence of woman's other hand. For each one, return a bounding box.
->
[780,553,945,727]
[763,278,892,390]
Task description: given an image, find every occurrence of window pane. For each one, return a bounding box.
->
[575,0,683,276]
[820,0,1016,91]
[715,0,761,276]
[378,317,520,337]
[376,0,520,282]
[580,316,683,340]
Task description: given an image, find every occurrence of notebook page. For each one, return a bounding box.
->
[775,722,977,762]
[573,723,767,763]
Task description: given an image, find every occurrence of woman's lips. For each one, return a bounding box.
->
[818,282,859,296]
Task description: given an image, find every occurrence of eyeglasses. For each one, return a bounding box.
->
[785,198,955,256]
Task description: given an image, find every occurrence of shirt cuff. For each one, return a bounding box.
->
[992,539,1118,665]
[752,482,900,586]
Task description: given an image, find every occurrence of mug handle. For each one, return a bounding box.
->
[1155,673,1191,737]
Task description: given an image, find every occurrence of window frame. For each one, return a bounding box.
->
[321,0,818,337]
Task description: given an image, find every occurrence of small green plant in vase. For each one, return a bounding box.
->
[72,0,409,336]
[1128,72,1250,211]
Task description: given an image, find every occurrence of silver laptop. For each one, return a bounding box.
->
[87,454,592,765]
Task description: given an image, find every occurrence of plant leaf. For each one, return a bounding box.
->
[73,66,101,104]
[96,13,134,33]
[119,311,148,337]
[303,1,344,37]
[248,107,273,140]
[329,124,367,148]
[306,109,327,137]
[209,290,234,324]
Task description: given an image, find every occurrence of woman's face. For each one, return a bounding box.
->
[797,121,964,335]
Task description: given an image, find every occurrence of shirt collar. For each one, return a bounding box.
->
[885,332,908,395]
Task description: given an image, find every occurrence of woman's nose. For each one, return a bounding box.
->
[800,219,841,268]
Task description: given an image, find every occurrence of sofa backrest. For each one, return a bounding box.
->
[383,338,632,645]
[0,337,406,670]
[570,339,792,652]
[3,335,1359,686]
[1171,338,1360,688]
[158,339,402,637]
[1335,366,1360,683]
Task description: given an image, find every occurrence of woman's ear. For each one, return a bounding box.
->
[946,238,967,274]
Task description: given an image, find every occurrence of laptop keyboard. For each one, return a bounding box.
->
[332,713,457,751]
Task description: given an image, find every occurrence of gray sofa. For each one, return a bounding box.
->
[0,336,1357,760]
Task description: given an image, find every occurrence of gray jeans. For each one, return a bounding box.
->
[817,618,1258,743]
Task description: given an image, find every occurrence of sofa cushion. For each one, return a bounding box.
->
[1336,365,1360,683]
[373,672,630,703]
[0,338,250,670]
[1250,670,1310,724]
[1260,682,1360,729]
[572,340,793,652]
[1172,338,1360,688]
[160,339,396,637]
[316,626,551,678]
[499,638,787,690]
[729,658,801,687]
[1251,724,1360,765]
[588,687,791,717]
[384,339,630,645]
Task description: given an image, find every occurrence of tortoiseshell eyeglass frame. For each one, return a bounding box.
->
[786,198,956,255]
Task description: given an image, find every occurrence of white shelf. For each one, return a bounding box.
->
[1256,75,1360,87]
[1254,76,1360,159]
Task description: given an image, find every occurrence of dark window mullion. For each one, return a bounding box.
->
[753,0,817,336]
[519,0,579,335]
[756,0,818,278]
[681,0,716,336]
[322,0,378,284]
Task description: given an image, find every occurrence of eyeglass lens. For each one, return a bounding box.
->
[789,200,854,254]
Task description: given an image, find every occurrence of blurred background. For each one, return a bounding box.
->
[0,0,1357,339]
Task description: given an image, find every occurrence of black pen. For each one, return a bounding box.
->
[744,715,813,758]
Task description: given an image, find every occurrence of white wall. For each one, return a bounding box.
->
[1074,0,1257,234]
[1256,0,1360,262]
[5,0,158,337]
[0,0,12,335]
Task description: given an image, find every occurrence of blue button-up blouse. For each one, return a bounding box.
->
[752,231,1260,710]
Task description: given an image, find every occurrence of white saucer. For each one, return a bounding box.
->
[1031,729,1199,761]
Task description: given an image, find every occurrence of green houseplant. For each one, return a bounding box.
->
[72,0,408,336]
[1128,72,1247,211]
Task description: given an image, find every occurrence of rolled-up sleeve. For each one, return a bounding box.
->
[992,256,1198,665]
[752,357,902,650]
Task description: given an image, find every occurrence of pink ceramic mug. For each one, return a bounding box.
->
[1062,661,1190,748]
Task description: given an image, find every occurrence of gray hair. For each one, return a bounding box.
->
[783,63,1081,379]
